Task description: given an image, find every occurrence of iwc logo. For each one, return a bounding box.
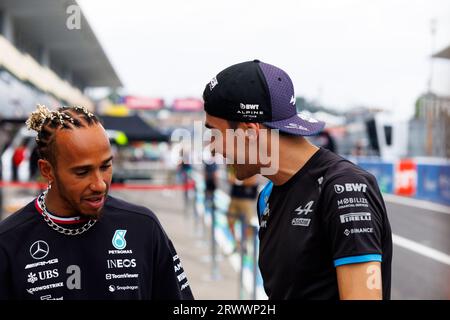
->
[112,230,127,250]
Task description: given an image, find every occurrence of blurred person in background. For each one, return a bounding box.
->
[0,105,193,300]
[316,129,336,153]
[202,60,392,300]
[203,149,219,212]
[178,146,193,207]
[226,165,258,253]
[29,145,40,181]
[12,140,28,181]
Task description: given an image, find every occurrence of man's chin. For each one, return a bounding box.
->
[234,166,254,180]
[80,208,104,220]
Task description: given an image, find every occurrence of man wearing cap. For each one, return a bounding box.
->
[202,60,392,300]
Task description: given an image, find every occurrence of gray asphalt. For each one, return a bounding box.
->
[385,200,450,299]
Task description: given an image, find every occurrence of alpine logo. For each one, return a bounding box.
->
[334,183,367,194]
[295,201,314,215]
[339,212,372,224]
[290,95,296,105]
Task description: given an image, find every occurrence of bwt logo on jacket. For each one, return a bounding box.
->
[334,183,368,194]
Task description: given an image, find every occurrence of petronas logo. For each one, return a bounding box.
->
[112,230,127,250]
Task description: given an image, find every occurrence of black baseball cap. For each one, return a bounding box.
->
[203,60,325,136]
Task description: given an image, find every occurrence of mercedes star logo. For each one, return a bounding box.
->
[30,240,49,260]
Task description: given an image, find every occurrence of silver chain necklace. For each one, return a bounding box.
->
[38,190,97,236]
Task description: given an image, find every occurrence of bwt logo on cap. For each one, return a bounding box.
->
[240,103,259,110]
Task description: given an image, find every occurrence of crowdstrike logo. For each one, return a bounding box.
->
[29,241,50,260]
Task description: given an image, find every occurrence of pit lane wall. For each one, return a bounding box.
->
[346,156,450,206]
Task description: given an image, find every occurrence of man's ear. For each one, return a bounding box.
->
[243,122,260,141]
[38,159,54,183]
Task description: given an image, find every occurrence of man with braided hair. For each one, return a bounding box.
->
[0,105,193,300]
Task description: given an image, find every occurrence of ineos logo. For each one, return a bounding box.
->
[30,241,49,260]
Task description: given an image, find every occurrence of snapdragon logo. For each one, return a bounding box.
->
[170,121,280,175]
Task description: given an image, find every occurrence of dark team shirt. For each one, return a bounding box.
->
[0,195,194,300]
[257,148,392,300]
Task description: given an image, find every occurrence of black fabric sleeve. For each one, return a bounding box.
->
[151,223,194,300]
[0,245,12,299]
[321,172,385,266]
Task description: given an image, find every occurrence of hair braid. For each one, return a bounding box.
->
[26,105,100,165]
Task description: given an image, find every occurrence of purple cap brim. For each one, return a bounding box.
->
[263,112,325,136]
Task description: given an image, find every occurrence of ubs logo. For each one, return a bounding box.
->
[30,241,49,260]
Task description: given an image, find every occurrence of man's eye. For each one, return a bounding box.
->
[101,164,112,170]
[75,171,88,176]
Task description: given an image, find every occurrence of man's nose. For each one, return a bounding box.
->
[90,172,107,192]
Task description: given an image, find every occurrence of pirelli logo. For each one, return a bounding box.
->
[339,212,371,224]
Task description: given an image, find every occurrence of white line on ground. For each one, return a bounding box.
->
[392,234,450,266]
[383,193,450,215]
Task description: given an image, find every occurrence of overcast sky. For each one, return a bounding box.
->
[78,0,450,119]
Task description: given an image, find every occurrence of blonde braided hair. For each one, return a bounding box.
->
[25,104,99,164]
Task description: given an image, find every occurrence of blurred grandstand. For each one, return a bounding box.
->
[0,0,122,180]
